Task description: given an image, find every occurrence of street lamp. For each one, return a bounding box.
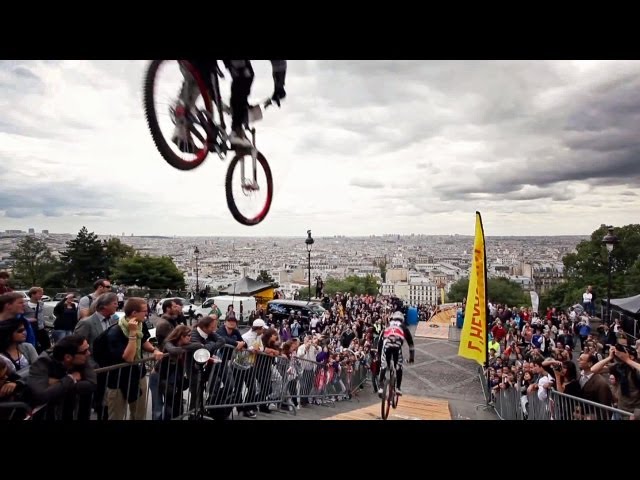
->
[305,230,314,302]
[194,246,200,299]
[601,226,619,323]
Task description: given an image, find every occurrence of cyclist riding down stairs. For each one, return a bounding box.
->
[172,60,287,153]
[377,310,415,396]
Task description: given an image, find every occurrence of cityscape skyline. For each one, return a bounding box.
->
[1,227,593,238]
[2,60,640,236]
[0,229,580,303]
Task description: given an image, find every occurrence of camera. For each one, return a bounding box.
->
[615,343,627,353]
[552,364,562,371]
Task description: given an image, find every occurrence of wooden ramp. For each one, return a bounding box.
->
[415,308,456,339]
[324,394,451,420]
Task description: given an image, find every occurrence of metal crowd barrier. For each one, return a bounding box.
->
[478,366,491,406]
[484,372,633,421]
[492,384,523,420]
[280,355,369,412]
[0,402,31,421]
[18,343,373,421]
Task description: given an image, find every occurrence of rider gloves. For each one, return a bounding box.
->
[409,350,415,363]
[272,71,286,106]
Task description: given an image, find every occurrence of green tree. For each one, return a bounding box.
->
[374,259,388,282]
[546,223,640,308]
[59,227,106,287]
[323,275,380,296]
[298,287,311,300]
[112,255,186,290]
[448,277,530,307]
[40,262,71,289]
[10,237,58,287]
[448,278,470,303]
[256,270,279,288]
[103,238,137,278]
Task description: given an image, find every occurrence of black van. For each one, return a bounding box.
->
[266,300,326,327]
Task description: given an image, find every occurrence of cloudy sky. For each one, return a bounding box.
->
[1,60,639,237]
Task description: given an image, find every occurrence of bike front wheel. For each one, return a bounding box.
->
[225,151,274,226]
[143,60,214,171]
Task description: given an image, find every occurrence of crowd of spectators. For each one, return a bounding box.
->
[484,299,640,419]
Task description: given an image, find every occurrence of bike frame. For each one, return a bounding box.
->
[205,61,261,190]
[381,357,398,419]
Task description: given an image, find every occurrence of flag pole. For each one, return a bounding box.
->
[476,211,491,403]
[476,211,489,375]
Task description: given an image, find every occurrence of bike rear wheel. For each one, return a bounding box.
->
[381,367,394,420]
[392,382,399,409]
[225,151,274,226]
[143,60,213,171]
[389,366,397,410]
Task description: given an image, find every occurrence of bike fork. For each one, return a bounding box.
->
[240,128,258,189]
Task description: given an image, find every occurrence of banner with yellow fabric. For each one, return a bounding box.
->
[458,212,488,365]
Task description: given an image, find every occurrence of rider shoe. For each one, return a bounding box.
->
[377,387,383,396]
[229,129,252,149]
[396,388,403,396]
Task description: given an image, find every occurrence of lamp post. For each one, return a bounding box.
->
[305,230,314,302]
[194,246,200,299]
[601,226,619,323]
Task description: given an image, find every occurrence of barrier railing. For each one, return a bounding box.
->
[478,366,491,406]
[485,372,633,421]
[492,385,523,420]
[18,343,372,421]
[0,402,31,421]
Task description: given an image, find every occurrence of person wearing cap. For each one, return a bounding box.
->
[240,318,267,416]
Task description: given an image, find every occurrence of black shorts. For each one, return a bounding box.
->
[381,344,403,370]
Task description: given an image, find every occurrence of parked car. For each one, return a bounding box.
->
[15,290,51,302]
[52,292,80,302]
[193,296,256,324]
[266,299,326,328]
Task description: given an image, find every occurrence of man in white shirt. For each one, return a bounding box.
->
[310,315,320,333]
[297,335,319,406]
[582,287,594,316]
[527,359,554,404]
[116,291,125,311]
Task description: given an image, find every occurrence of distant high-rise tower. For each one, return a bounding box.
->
[28,228,35,234]
[42,230,49,234]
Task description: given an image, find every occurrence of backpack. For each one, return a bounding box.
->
[92,323,120,367]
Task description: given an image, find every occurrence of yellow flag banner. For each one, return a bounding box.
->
[458,212,488,365]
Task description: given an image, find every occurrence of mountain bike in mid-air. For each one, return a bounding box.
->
[143,60,274,226]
